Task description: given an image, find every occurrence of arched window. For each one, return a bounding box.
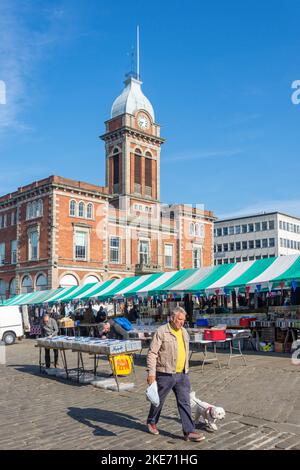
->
[21,275,33,294]
[36,199,43,217]
[200,224,205,237]
[78,202,85,218]
[70,200,76,217]
[0,279,6,296]
[83,275,100,285]
[87,203,93,219]
[9,278,16,297]
[36,273,48,291]
[27,202,32,220]
[32,200,38,218]
[145,156,152,196]
[189,222,195,236]
[113,148,120,189]
[59,274,79,288]
[195,223,200,236]
[134,148,142,193]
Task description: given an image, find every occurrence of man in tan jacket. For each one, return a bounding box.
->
[146,306,205,442]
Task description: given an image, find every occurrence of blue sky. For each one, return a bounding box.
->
[0,0,300,218]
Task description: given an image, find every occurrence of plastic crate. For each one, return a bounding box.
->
[203,329,226,341]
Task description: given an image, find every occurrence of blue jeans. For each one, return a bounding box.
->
[147,372,195,434]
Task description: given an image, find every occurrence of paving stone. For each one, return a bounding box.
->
[1,339,300,450]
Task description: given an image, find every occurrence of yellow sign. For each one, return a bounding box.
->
[109,354,132,376]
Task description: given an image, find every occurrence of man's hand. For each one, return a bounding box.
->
[147,375,156,385]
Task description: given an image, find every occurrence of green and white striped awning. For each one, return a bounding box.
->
[3,255,300,306]
[166,255,300,294]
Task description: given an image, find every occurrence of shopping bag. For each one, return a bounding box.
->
[146,381,160,407]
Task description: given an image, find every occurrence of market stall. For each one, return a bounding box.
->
[36,336,141,391]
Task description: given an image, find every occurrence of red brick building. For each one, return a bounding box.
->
[0,75,215,298]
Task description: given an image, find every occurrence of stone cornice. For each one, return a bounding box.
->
[100,126,165,145]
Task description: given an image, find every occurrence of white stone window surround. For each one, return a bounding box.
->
[164,243,174,269]
[27,225,40,261]
[109,235,121,264]
[73,225,90,261]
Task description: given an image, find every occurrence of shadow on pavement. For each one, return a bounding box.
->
[7,364,101,388]
[68,406,180,439]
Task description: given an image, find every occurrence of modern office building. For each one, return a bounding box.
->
[214,212,300,265]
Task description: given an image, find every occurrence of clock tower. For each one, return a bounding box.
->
[101,74,165,207]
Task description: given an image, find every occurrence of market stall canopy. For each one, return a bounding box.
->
[3,255,300,306]
[166,255,300,294]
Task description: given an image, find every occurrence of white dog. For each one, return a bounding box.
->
[190,391,225,431]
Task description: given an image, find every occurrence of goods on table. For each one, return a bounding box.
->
[36,336,141,355]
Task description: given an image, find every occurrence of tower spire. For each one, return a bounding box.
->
[137,25,140,80]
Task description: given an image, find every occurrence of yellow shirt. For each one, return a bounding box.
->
[169,325,186,373]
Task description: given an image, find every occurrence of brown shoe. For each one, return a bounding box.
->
[184,432,205,442]
[147,423,159,435]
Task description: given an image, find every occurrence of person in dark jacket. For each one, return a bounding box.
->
[96,306,107,323]
[41,314,59,368]
[98,319,129,340]
[127,305,139,322]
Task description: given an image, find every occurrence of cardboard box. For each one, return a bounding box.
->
[274,342,285,353]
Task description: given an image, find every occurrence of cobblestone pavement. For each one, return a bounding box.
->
[0,339,300,450]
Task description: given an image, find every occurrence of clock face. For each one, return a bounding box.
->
[138,115,149,130]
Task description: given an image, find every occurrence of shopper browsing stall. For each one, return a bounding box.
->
[41,314,59,368]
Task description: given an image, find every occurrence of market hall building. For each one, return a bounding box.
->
[0,73,215,299]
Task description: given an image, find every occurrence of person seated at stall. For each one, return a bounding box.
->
[98,319,130,340]
[41,314,59,368]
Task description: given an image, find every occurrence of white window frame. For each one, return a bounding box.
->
[11,211,15,226]
[36,199,43,217]
[70,200,77,217]
[193,245,202,269]
[139,239,150,265]
[74,229,89,261]
[28,227,39,261]
[164,243,174,269]
[78,201,85,218]
[189,222,194,236]
[87,203,94,219]
[109,236,121,264]
[11,240,17,264]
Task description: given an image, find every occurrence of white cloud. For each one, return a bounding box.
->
[218,199,300,220]
[0,1,67,135]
